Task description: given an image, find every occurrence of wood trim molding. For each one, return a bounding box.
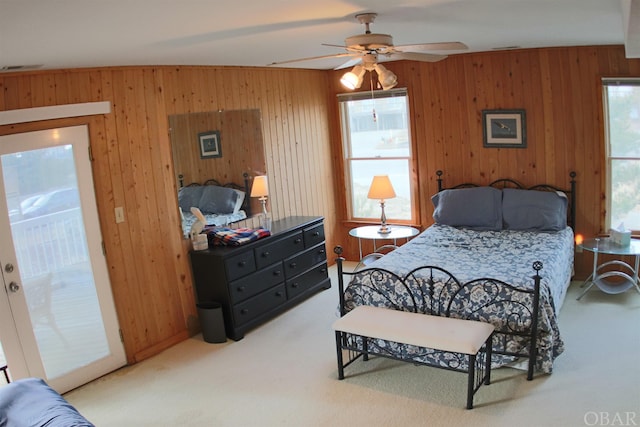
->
[0,101,110,125]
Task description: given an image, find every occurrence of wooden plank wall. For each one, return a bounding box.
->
[0,66,336,364]
[328,45,640,279]
[1,44,638,364]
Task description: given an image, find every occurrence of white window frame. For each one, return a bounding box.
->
[602,77,640,233]
[338,88,414,223]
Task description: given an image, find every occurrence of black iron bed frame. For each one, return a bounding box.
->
[334,247,543,407]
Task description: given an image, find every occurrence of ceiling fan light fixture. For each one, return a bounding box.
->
[340,65,365,90]
[374,64,398,90]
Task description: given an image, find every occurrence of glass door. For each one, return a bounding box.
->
[0,125,125,393]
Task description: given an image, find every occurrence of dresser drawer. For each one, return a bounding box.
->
[233,284,287,327]
[284,243,327,278]
[224,250,256,281]
[254,232,304,270]
[304,223,325,248]
[286,263,329,299]
[229,262,284,304]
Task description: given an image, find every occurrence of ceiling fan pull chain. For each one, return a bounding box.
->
[370,73,377,122]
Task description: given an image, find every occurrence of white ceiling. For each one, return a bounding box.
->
[0,0,638,72]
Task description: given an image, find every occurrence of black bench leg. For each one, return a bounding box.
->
[335,331,345,380]
[485,334,493,385]
[362,337,369,362]
[467,354,476,410]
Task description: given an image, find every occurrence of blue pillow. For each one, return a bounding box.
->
[431,186,502,231]
[502,188,567,231]
[198,185,239,215]
[177,186,205,213]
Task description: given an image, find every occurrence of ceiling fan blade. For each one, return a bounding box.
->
[394,42,468,52]
[389,52,448,63]
[333,55,368,70]
[268,52,356,67]
[321,43,366,54]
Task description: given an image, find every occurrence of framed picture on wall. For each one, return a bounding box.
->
[198,130,222,158]
[482,110,526,148]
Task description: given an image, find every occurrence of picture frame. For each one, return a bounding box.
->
[198,130,222,159]
[482,109,526,148]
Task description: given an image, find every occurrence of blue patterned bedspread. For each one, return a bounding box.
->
[344,224,574,373]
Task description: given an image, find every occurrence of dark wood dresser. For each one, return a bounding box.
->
[189,216,331,340]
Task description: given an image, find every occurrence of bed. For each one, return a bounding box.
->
[337,170,577,374]
[178,173,252,237]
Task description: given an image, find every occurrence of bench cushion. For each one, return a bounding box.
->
[333,306,495,355]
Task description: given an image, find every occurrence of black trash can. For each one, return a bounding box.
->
[197,302,227,343]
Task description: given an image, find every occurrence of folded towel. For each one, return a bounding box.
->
[205,226,271,246]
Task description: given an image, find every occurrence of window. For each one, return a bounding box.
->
[339,89,413,222]
[603,79,640,232]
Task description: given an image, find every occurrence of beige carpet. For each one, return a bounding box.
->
[65,262,640,427]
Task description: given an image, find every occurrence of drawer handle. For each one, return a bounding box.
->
[238,260,246,267]
[262,251,270,258]
[275,291,283,297]
[294,238,302,244]
[321,268,327,273]
[313,231,320,237]
[318,249,325,254]
[237,286,245,293]
[289,262,297,269]
[291,282,299,288]
[273,270,281,276]
[240,308,249,315]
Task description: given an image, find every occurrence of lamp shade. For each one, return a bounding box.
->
[367,175,396,200]
[340,65,365,90]
[250,175,269,197]
[374,64,398,90]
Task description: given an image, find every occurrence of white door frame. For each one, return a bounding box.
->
[0,103,125,393]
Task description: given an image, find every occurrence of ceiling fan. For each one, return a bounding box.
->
[269,12,468,90]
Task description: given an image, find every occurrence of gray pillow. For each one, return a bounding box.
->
[502,188,567,231]
[198,185,238,214]
[177,186,205,213]
[431,186,502,231]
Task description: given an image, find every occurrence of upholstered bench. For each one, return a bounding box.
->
[332,305,495,409]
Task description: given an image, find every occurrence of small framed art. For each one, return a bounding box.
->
[198,130,222,158]
[482,110,526,148]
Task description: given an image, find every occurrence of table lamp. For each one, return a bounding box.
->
[367,175,396,234]
[250,175,270,228]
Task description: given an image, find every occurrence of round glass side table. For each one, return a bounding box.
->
[577,237,640,300]
[349,225,419,260]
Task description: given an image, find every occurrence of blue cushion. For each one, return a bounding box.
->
[198,185,239,215]
[502,188,567,231]
[0,378,94,426]
[177,186,204,213]
[431,186,502,231]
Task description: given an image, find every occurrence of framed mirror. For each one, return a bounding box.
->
[169,109,266,238]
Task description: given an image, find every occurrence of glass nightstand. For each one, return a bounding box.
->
[349,225,419,260]
[577,237,640,300]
